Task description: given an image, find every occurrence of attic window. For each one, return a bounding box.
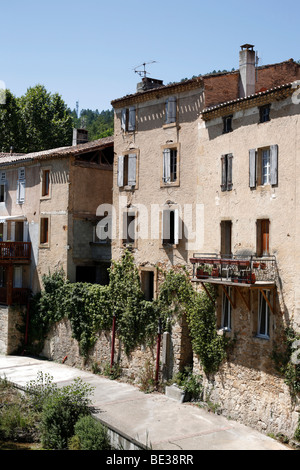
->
[223,115,233,133]
[259,104,270,123]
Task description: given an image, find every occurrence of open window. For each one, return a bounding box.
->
[117,153,137,188]
[162,208,180,245]
[41,169,51,197]
[257,290,271,338]
[40,217,49,246]
[122,210,136,246]
[220,220,232,257]
[249,145,278,188]
[140,268,156,301]
[256,219,269,257]
[0,171,6,203]
[121,106,136,132]
[162,144,179,186]
[221,287,232,331]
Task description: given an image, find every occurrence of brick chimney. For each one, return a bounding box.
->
[239,44,256,98]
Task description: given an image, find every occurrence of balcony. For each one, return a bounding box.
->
[0,242,31,262]
[190,253,277,288]
[0,287,30,306]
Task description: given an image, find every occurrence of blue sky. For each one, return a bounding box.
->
[1,0,299,113]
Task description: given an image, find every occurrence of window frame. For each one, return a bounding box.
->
[249,145,278,189]
[161,207,180,246]
[121,106,136,133]
[164,96,177,125]
[221,153,233,191]
[221,287,232,331]
[122,209,137,247]
[117,151,139,189]
[223,115,233,134]
[259,104,271,123]
[257,290,270,339]
[41,168,51,199]
[161,143,180,187]
[39,217,50,247]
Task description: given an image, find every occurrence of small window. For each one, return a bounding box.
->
[163,148,178,184]
[221,154,233,191]
[223,115,233,133]
[165,97,176,124]
[259,104,270,123]
[121,106,136,132]
[0,183,5,203]
[220,221,232,257]
[257,290,270,338]
[117,153,137,188]
[222,287,231,330]
[42,169,50,197]
[40,218,49,245]
[122,212,136,245]
[141,269,155,301]
[94,217,111,243]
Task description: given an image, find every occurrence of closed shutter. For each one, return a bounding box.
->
[161,210,169,243]
[23,221,29,242]
[174,209,180,245]
[128,107,136,131]
[221,155,226,191]
[227,154,233,190]
[127,154,137,186]
[117,156,124,187]
[166,97,176,123]
[270,144,278,186]
[17,180,26,203]
[163,149,171,183]
[249,149,257,188]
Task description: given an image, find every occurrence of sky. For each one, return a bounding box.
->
[1,0,300,114]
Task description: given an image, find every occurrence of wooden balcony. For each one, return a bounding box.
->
[0,287,30,306]
[0,242,31,262]
[190,253,277,288]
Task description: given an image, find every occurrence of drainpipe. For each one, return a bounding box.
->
[155,318,162,388]
[110,311,116,369]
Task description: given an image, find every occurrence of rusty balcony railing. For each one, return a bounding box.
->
[0,242,31,261]
[190,253,277,286]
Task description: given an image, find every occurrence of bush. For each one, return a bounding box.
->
[40,378,94,450]
[69,415,111,450]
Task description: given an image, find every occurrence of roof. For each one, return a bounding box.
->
[0,135,114,167]
[201,82,298,121]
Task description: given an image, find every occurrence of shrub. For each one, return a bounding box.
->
[40,378,94,450]
[69,415,111,450]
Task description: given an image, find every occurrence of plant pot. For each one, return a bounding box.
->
[253,262,259,268]
[260,263,266,270]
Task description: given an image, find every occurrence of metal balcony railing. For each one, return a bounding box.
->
[190,253,276,285]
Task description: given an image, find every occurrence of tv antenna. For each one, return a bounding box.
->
[134,60,157,78]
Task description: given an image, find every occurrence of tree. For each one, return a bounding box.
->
[18,84,73,153]
[0,89,26,153]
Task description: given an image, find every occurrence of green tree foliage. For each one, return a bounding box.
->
[69,415,111,450]
[0,85,73,153]
[72,108,114,140]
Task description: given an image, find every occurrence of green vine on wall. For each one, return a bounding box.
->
[28,252,229,374]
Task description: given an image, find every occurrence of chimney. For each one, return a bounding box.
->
[136,77,164,93]
[239,44,256,98]
[72,128,88,146]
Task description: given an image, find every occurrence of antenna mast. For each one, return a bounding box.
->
[134,60,157,78]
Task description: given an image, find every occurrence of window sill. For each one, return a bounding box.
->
[163,122,177,129]
[39,243,50,249]
[160,182,179,188]
[255,334,270,341]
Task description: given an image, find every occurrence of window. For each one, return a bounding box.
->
[140,269,155,301]
[259,104,270,123]
[221,154,233,191]
[17,167,25,204]
[41,169,50,197]
[256,219,269,257]
[117,153,137,188]
[162,208,180,245]
[257,290,270,338]
[122,211,136,245]
[0,171,6,203]
[121,106,136,132]
[162,147,178,184]
[40,218,49,245]
[249,145,278,188]
[220,221,232,257]
[165,97,176,124]
[223,115,233,133]
[94,217,111,243]
[222,287,231,330]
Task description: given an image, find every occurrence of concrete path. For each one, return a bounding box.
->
[0,355,291,451]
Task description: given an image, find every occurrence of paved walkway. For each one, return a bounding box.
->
[0,355,291,451]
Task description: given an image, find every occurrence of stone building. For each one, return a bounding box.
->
[0,135,114,354]
[111,45,300,437]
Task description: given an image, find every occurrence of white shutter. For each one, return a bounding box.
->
[10,221,15,241]
[161,210,169,243]
[23,221,29,242]
[128,107,136,131]
[13,266,22,288]
[117,156,124,187]
[127,153,137,186]
[3,222,7,241]
[249,149,257,188]
[270,144,278,186]
[174,209,180,245]
[163,149,171,183]
[121,109,126,131]
[17,180,26,203]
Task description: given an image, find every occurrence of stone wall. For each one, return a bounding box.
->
[0,305,26,355]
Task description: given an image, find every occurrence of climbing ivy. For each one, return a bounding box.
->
[28,253,229,374]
